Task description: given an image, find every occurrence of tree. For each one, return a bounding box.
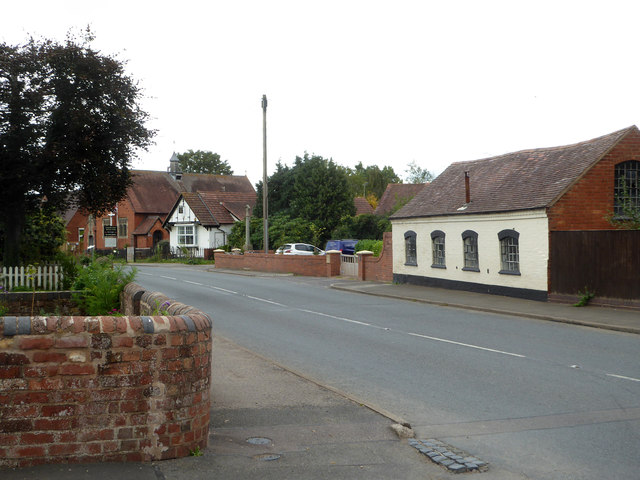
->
[347,162,402,201]
[291,153,355,241]
[0,32,154,265]
[254,160,295,218]
[405,161,434,184]
[176,149,233,175]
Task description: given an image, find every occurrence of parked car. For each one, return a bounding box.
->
[275,243,325,255]
[324,239,358,255]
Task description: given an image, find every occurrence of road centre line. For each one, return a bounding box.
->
[606,373,640,383]
[210,286,238,294]
[245,295,287,307]
[184,280,203,286]
[407,332,526,358]
[298,309,372,327]
[160,275,177,280]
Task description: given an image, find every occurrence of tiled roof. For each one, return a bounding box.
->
[128,171,182,214]
[181,192,217,226]
[392,126,637,219]
[176,191,256,227]
[132,215,162,235]
[175,174,255,195]
[126,171,255,215]
[199,192,257,225]
[375,183,427,216]
[354,197,374,215]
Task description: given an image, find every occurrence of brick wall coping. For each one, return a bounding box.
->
[0,313,212,337]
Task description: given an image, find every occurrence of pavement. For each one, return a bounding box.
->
[3,273,638,479]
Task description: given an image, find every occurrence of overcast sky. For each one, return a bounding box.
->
[3,1,640,187]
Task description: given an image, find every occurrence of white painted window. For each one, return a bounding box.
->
[177,225,197,246]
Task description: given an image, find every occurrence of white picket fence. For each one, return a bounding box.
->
[1,264,64,291]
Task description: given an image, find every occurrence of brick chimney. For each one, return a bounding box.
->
[465,171,471,204]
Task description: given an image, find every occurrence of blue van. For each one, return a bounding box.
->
[324,239,358,255]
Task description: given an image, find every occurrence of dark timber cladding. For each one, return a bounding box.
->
[549,231,640,300]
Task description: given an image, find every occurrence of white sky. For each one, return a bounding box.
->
[3,0,640,187]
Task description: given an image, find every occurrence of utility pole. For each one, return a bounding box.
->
[262,94,269,253]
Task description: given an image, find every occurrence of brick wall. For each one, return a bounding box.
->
[0,283,212,468]
[214,251,342,277]
[548,129,640,231]
[358,232,393,282]
[1,291,81,317]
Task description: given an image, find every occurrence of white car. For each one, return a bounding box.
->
[275,243,325,255]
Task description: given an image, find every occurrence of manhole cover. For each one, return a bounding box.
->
[253,453,281,461]
[246,437,272,446]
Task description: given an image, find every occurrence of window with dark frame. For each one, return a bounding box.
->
[404,230,417,266]
[117,217,128,239]
[614,160,640,217]
[498,229,520,274]
[431,230,446,268]
[462,230,479,271]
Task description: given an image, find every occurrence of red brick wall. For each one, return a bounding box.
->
[214,237,393,282]
[214,251,341,277]
[548,129,640,231]
[358,232,393,282]
[0,284,212,468]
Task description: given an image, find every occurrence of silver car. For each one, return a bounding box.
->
[275,243,325,255]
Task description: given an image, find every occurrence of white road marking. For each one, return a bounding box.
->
[160,275,177,280]
[606,373,640,383]
[165,278,525,359]
[210,286,238,294]
[407,332,526,358]
[299,309,373,327]
[245,295,286,307]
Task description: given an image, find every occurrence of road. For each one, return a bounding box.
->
[134,265,640,479]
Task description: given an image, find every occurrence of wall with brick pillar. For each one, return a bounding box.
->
[0,283,212,468]
[214,251,339,277]
[359,232,393,282]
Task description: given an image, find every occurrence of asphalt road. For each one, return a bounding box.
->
[134,265,640,480]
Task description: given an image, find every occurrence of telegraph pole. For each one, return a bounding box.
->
[262,94,269,253]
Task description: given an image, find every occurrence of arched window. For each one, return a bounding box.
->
[498,229,520,275]
[462,230,479,271]
[431,230,446,268]
[614,160,640,216]
[404,230,417,266]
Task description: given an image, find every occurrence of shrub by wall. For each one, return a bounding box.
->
[0,283,212,468]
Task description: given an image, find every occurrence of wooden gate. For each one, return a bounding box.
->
[340,254,358,277]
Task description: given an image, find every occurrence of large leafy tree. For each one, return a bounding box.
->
[347,162,401,201]
[0,32,154,265]
[176,149,233,175]
[291,153,355,240]
[253,160,295,218]
[405,160,434,184]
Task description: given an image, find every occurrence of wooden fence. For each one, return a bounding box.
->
[1,264,64,291]
[549,230,640,301]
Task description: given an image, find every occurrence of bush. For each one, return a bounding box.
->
[72,258,136,315]
[55,251,81,290]
[355,239,383,256]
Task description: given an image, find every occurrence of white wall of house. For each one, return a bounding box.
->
[165,198,235,250]
[391,209,549,292]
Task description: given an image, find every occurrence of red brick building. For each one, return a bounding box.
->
[64,157,255,253]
